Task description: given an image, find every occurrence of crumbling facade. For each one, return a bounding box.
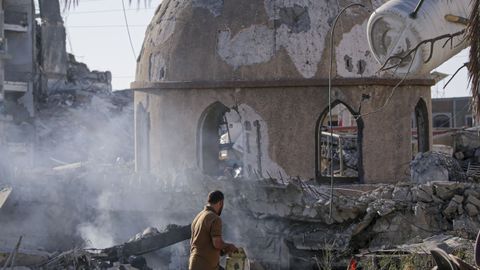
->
[132,0,435,183]
[0,0,37,166]
[0,0,119,172]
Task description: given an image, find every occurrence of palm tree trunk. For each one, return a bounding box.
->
[468,0,480,117]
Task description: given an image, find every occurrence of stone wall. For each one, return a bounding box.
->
[135,82,431,183]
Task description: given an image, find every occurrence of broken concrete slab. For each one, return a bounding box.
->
[0,186,12,209]
[414,186,433,202]
[465,203,478,216]
[96,224,191,263]
[443,200,459,218]
[411,152,466,183]
[467,195,480,209]
[452,195,464,204]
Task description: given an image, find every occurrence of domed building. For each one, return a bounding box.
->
[131,0,435,183]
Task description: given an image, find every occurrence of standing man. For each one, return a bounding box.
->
[189,190,237,270]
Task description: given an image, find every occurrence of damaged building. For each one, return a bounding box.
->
[0,0,130,172]
[132,0,469,183]
[0,0,37,167]
[0,0,479,269]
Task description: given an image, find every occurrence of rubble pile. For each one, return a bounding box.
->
[34,58,133,168]
[222,179,480,267]
[447,130,480,181]
[321,135,359,177]
[2,172,480,269]
[411,151,467,183]
[34,89,133,167]
[0,51,133,177]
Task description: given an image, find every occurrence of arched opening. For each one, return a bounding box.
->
[315,101,364,183]
[197,102,243,178]
[135,102,150,173]
[412,98,430,155]
[433,114,451,128]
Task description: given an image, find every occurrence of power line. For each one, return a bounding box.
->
[64,8,154,15]
[66,25,147,28]
[121,0,137,61]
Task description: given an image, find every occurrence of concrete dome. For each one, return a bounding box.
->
[134,0,380,83]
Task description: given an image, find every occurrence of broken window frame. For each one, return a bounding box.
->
[315,100,364,183]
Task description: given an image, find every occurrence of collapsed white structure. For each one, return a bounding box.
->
[367,0,471,74]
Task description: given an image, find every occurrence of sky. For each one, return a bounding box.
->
[61,0,472,98]
[61,0,162,90]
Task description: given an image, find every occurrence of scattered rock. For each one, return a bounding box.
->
[467,195,480,209]
[453,217,480,238]
[392,186,411,201]
[465,203,479,216]
[457,203,464,215]
[435,184,455,201]
[414,187,433,202]
[452,195,464,204]
[442,200,458,218]
[465,189,480,198]
[432,144,454,156]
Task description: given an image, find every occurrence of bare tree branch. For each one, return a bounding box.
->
[379,30,466,72]
[443,62,469,89]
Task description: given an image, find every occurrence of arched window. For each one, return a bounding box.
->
[412,99,430,154]
[315,101,363,182]
[433,114,451,128]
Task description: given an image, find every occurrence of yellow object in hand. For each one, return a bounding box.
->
[225,248,248,270]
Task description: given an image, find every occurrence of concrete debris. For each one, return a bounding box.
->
[433,144,455,156]
[320,135,359,177]
[128,227,160,242]
[222,178,480,268]
[238,179,480,251]
[52,162,84,172]
[0,186,12,209]
[366,234,472,255]
[411,151,466,184]
[356,235,475,269]
[5,171,480,269]
[95,224,190,263]
[33,87,133,169]
[35,224,190,269]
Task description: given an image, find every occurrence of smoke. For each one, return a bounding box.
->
[0,86,140,250]
[0,81,295,269]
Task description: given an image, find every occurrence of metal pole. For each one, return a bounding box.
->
[328,3,367,219]
[409,0,425,19]
[339,137,344,176]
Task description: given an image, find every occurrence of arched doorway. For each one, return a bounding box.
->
[315,101,364,183]
[197,102,244,178]
[412,99,430,154]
